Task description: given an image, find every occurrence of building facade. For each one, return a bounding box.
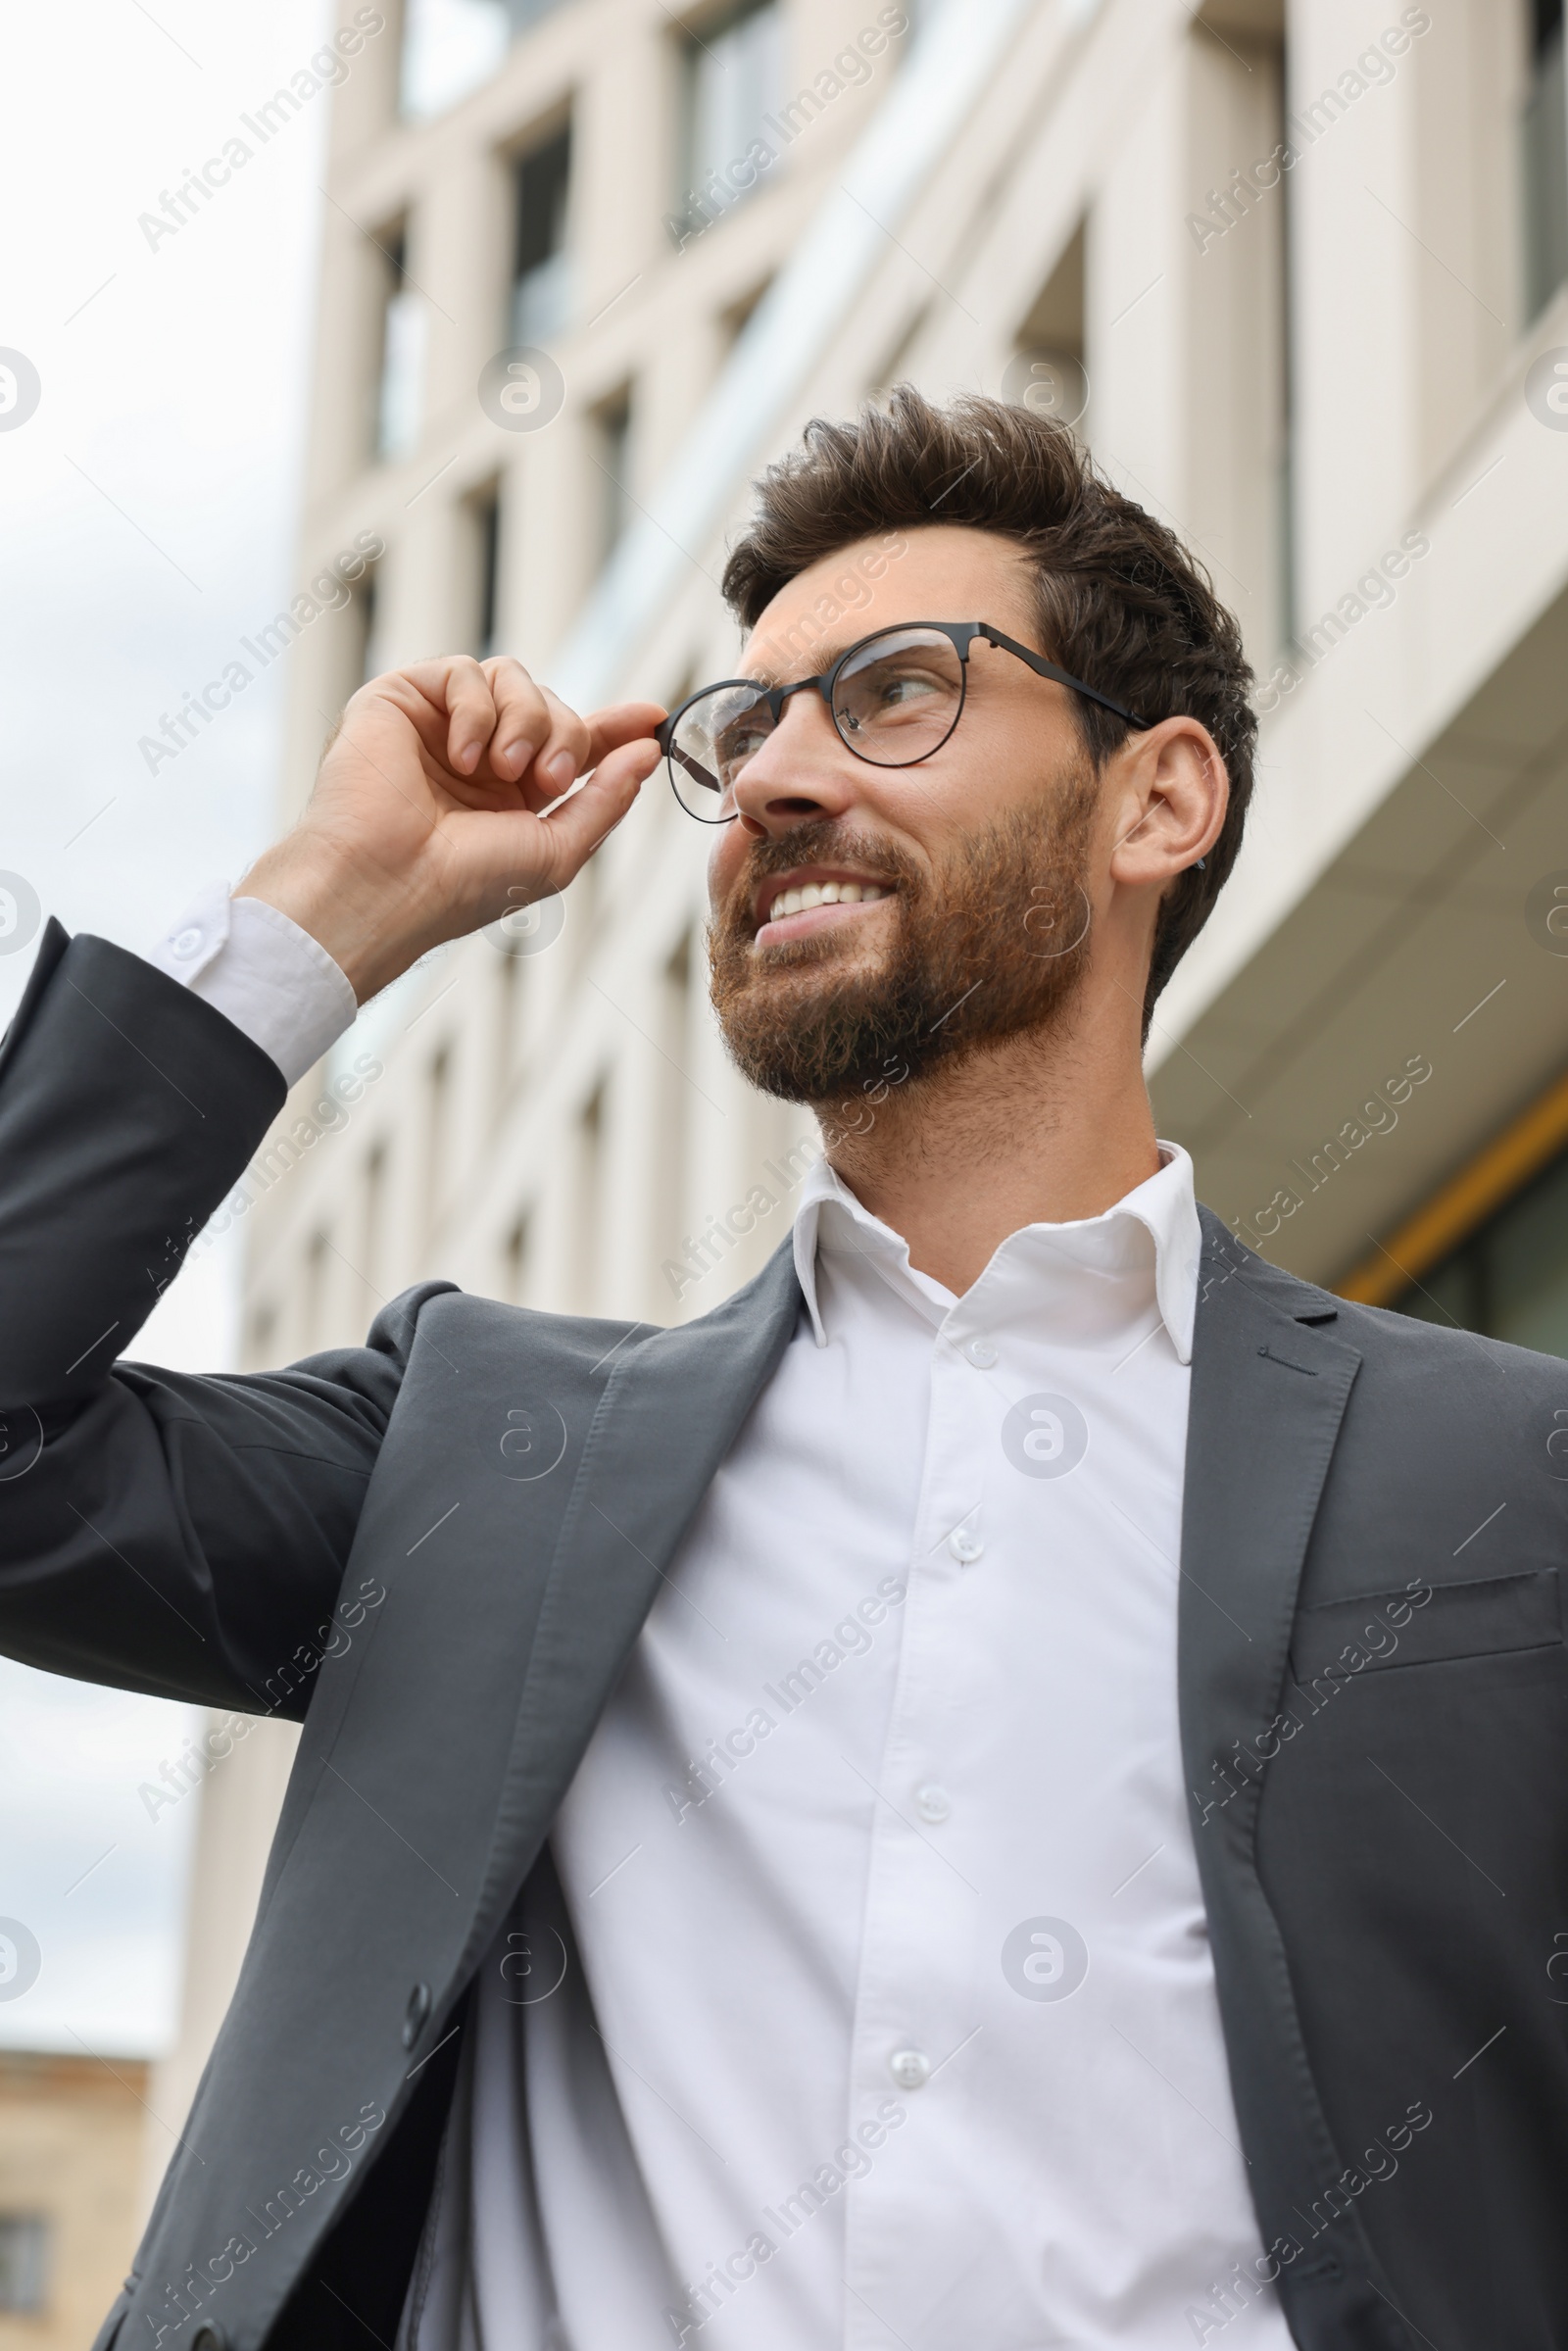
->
[0,2052,149,2346]
[151,0,1568,2173]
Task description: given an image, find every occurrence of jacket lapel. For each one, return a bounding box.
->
[467,1237,804,1937]
[1181,1212,1419,2337]
[1180,1210,1362,1840]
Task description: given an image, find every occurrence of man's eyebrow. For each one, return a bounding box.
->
[741,638,858,688]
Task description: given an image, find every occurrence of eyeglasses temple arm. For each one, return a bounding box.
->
[978,623,1149,731]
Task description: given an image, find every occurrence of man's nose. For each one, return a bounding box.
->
[729,691,858,839]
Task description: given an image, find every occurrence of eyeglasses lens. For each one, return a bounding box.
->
[667,627,966,821]
[830,628,963,762]
[667,683,773,821]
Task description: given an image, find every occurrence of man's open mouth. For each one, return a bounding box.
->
[752,867,896,947]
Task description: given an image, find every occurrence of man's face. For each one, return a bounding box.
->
[707,524,1104,1110]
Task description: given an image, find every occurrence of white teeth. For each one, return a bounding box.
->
[764,878,889,923]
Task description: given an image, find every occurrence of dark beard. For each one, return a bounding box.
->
[707,777,1099,1107]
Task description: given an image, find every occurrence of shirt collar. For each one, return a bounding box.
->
[792,1143,1201,1364]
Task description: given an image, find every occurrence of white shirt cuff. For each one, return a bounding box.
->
[147,881,358,1087]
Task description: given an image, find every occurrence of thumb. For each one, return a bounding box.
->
[536,733,662,885]
[582,700,667,765]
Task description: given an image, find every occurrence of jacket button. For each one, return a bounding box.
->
[402,1981,431,2049]
[191,2327,226,2351]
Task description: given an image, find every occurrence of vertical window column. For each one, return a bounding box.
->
[1524,0,1568,318]
[512,124,572,343]
[374,222,427,462]
[594,385,634,561]
[672,0,785,245]
[470,480,503,657]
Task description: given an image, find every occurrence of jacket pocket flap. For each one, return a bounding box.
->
[1291,1569,1560,1683]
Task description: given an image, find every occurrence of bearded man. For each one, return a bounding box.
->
[0,390,1559,2351]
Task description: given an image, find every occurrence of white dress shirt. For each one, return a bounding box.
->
[147,890,1295,2351]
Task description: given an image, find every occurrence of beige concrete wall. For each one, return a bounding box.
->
[0,2052,149,2350]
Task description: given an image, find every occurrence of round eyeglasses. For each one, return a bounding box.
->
[656,620,1149,823]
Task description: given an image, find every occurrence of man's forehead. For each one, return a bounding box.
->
[740,524,1035,682]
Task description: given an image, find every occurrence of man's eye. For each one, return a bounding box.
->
[874,668,943,706]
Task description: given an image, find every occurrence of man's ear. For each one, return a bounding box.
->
[1107,717,1228,890]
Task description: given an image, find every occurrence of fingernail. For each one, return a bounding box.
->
[545,751,577,788]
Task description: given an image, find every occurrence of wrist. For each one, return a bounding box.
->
[234,836,429,1004]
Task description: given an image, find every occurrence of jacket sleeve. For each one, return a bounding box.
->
[0,923,425,1715]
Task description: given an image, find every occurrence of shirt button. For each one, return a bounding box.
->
[915,1784,951,1823]
[962,1338,997,1368]
[949,1527,983,1564]
[171,925,204,959]
[889,2047,931,2090]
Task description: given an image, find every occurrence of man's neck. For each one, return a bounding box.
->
[817,1005,1160,1296]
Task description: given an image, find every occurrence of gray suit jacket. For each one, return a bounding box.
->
[1,927,1565,2351]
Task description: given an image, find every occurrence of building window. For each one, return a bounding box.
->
[672,0,785,246]
[657,927,694,1306]
[1183,0,1290,664]
[512,125,572,344]
[1393,1145,1568,1357]
[426,1046,453,1248]
[250,1301,277,1365]
[471,483,503,656]
[401,0,568,122]
[1523,0,1568,318]
[505,1209,531,1303]
[375,226,427,462]
[594,386,634,559]
[353,562,385,686]
[304,1229,331,1353]
[0,2214,48,2313]
[1342,1064,1568,1359]
[1007,218,1087,436]
[362,1142,387,1312]
[572,1081,604,1312]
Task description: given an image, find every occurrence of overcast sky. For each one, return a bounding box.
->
[0,0,331,2053]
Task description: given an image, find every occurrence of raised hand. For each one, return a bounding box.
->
[236,655,665,1002]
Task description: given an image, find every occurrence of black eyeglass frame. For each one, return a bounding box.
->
[656,619,1151,823]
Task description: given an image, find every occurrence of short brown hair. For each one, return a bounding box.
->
[721,385,1256,1033]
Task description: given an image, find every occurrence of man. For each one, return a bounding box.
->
[0,388,1560,2351]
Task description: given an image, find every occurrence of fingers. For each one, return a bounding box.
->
[427,656,501,776]
[380,661,662,804]
[488,660,591,801]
